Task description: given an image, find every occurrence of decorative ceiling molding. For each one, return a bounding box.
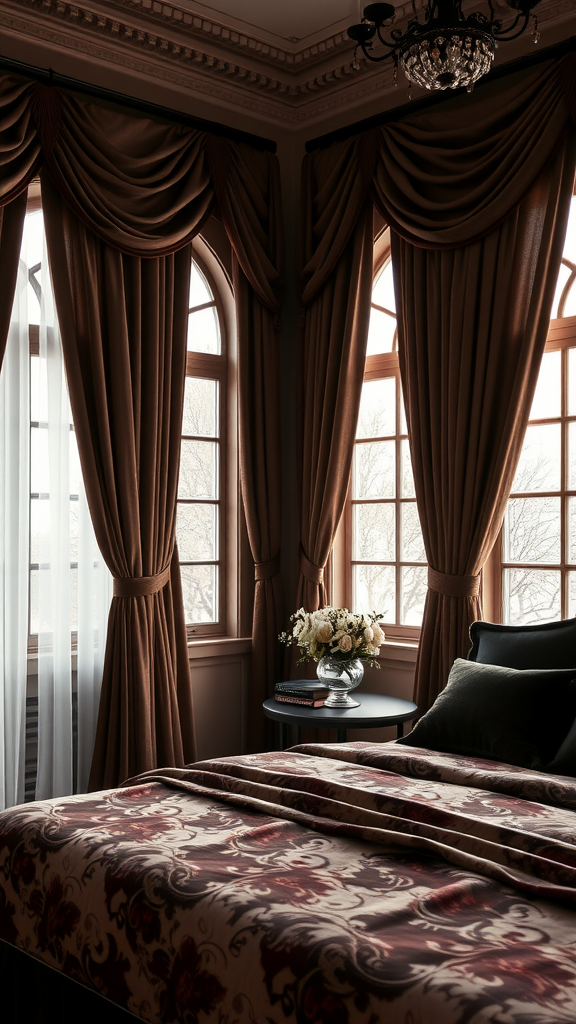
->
[2,0,575,128]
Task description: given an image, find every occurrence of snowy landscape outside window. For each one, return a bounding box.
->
[176,258,226,634]
[499,193,576,624]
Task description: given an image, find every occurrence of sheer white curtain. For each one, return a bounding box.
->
[0,205,111,808]
[0,250,29,810]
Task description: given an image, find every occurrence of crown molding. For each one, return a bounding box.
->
[2,0,575,129]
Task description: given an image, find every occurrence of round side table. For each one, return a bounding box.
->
[263,692,417,749]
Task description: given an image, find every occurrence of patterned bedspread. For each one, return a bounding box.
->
[2,741,576,1023]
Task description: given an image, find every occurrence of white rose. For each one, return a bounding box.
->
[315,621,333,643]
[372,624,385,647]
[338,634,353,653]
[363,626,374,643]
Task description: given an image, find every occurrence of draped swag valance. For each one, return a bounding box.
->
[297,54,576,714]
[0,73,283,788]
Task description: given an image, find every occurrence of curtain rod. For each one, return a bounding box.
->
[306,35,576,153]
[0,54,277,154]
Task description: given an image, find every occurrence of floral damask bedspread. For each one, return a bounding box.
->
[3,742,576,1023]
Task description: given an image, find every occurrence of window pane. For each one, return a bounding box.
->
[503,497,560,564]
[356,378,395,439]
[181,564,217,623]
[189,261,214,308]
[353,441,395,499]
[366,307,396,355]
[401,566,427,626]
[353,504,395,560]
[31,426,49,494]
[30,354,45,423]
[552,261,572,319]
[30,498,49,565]
[178,440,218,499]
[353,564,395,622]
[70,498,79,561]
[569,571,576,618]
[182,378,218,437]
[503,568,561,624]
[29,568,39,635]
[528,350,560,420]
[569,348,576,417]
[187,306,220,355]
[401,502,426,562]
[569,497,576,564]
[511,423,561,493]
[401,439,415,498]
[563,274,576,320]
[569,421,576,490]
[371,261,396,313]
[176,503,217,561]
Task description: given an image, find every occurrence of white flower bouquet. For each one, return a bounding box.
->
[279,606,385,668]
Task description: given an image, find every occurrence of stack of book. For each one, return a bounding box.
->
[274,680,330,707]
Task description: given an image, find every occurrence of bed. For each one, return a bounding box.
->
[3,618,576,1023]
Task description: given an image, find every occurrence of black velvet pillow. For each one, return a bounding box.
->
[468,617,576,670]
[399,658,576,770]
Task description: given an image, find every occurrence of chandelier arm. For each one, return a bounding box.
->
[376,26,401,50]
[359,44,397,63]
[493,12,528,40]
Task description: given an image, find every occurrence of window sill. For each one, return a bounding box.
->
[187,636,251,659]
[378,639,419,665]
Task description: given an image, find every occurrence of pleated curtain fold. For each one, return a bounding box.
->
[300,54,576,712]
[0,75,283,787]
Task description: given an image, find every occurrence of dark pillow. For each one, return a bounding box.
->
[468,617,576,670]
[547,718,576,776]
[398,658,576,770]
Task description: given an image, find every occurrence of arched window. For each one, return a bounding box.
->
[486,191,576,624]
[176,242,238,638]
[338,230,427,640]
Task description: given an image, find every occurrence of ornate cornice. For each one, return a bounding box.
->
[2,0,372,106]
[2,0,575,127]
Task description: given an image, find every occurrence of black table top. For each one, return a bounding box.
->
[263,692,417,728]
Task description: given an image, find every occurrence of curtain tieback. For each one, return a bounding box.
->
[427,567,480,599]
[254,554,281,581]
[300,547,324,585]
[113,564,171,599]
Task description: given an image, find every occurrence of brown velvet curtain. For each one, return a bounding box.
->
[42,175,195,787]
[207,139,284,749]
[297,136,377,612]
[0,74,283,784]
[393,141,576,712]
[301,54,576,711]
[0,76,42,365]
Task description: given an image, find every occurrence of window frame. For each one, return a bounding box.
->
[333,230,425,642]
[179,237,248,642]
[483,313,576,624]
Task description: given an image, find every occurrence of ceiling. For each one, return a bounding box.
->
[2,0,575,131]
[177,0,363,45]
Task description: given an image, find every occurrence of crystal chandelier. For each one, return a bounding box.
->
[347,1,542,93]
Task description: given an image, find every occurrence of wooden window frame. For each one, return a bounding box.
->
[179,251,229,640]
[333,231,425,641]
[483,313,576,623]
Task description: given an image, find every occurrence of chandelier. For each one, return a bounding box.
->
[347,1,542,93]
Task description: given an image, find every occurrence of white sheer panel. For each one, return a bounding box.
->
[35,228,112,800]
[36,242,74,799]
[33,224,112,798]
[0,254,29,810]
[76,485,111,793]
